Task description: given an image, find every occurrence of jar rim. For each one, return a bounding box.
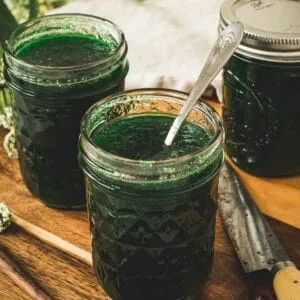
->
[79,89,224,181]
[4,13,127,73]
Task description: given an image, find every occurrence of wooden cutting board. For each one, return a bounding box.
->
[0,100,299,299]
[209,101,300,230]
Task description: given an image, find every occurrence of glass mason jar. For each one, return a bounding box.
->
[4,14,129,208]
[79,89,224,300]
[220,0,300,177]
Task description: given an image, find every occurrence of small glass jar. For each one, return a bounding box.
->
[79,89,224,300]
[220,0,300,177]
[4,14,129,208]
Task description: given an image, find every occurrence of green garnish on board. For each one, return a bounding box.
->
[0,203,11,233]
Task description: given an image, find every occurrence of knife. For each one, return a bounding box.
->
[218,163,300,300]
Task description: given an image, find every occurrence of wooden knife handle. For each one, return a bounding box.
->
[273,267,300,300]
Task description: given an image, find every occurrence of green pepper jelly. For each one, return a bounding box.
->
[15,34,115,67]
[220,0,300,177]
[79,90,224,300]
[223,54,300,176]
[4,14,128,208]
[90,115,212,160]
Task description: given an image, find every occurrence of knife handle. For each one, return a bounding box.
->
[273,266,300,300]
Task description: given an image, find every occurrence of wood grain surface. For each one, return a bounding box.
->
[0,100,299,300]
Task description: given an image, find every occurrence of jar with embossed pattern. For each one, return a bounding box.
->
[78,89,224,300]
[4,14,129,208]
[220,0,300,176]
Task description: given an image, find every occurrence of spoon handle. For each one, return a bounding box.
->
[164,22,244,146]
[12,214,93,267]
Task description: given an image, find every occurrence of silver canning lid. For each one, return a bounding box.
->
[220,0,300,62]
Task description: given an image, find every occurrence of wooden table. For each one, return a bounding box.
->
[0,101,300,299]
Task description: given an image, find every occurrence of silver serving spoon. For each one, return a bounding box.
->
[164,22,244,146]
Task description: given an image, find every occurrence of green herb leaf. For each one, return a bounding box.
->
[29,0,39,19]
[0,0,18,47]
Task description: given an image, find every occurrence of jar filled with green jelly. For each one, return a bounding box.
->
[79,89,224,300]
[220,0,300,177]
[4,14,129,208]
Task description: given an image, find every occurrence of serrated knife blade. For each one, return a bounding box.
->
[217,163,300,300]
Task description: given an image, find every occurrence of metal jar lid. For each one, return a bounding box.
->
[220,0,300,62]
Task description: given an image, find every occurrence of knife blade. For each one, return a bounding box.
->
[218,163,300,300]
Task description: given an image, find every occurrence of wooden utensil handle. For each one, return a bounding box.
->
[12,214,93,267]
[273,267,300,300]
[0,246,52,300]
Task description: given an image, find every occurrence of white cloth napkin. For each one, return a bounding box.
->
[51,0,223,97]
